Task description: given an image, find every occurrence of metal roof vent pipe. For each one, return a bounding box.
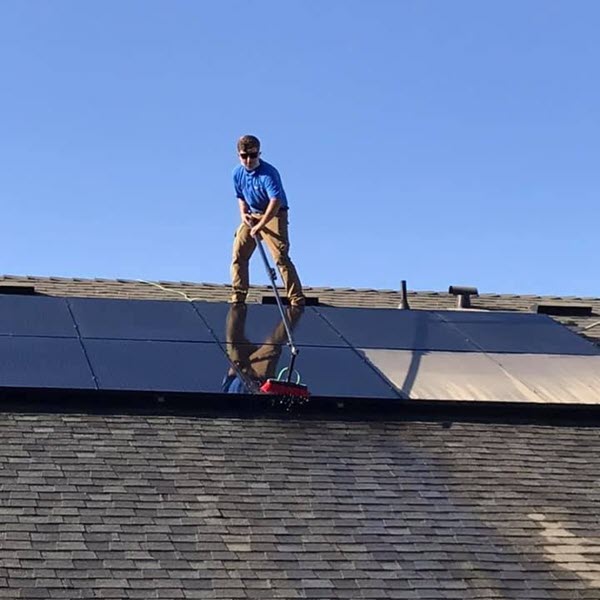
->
[398,280,410,309]
[449,285,479,309]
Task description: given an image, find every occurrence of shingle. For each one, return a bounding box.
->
[9,414,597,589]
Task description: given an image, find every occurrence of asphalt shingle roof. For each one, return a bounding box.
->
[1,413,600,599]
[0,273,599,599]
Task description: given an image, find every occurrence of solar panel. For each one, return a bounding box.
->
[223,343,400,399]
[194,302,345,347]
[0,337,96,389]
[315,307,474,351]
[0,295,77,337]
[438,311,600,355]
[490,353,600,403]
[68,298,214,342]
[82,334,400,398]
[83,339,229,392]
[362,349,600,404]
[361,348,541,402]
[0,293,596,403]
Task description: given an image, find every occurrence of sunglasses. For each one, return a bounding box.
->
[239,152,259,160]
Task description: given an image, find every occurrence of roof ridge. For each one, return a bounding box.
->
[1,273,599,301]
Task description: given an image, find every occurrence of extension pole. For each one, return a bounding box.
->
[255,236,299,382]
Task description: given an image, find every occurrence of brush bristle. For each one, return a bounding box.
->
[260,379,310,398]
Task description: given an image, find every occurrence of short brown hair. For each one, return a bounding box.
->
[237,135,261,153]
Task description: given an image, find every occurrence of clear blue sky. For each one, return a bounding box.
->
[1,1,598,297]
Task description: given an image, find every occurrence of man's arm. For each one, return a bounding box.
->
[238,198,253,226]
[250,198,281,237]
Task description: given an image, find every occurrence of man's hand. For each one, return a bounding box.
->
[249,198,280,238]
[241,212,254,227]
[250,222,264,238]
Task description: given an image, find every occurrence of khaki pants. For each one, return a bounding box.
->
[230,210,304,304]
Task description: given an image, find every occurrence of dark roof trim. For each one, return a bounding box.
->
[2,388,600,427]
[0,283,36,295]
[535,303,593,316]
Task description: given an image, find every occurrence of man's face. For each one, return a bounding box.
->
[238,147,260,170]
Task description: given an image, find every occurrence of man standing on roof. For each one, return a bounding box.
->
[231,135,305,306]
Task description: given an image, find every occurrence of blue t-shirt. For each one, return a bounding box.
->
[233,160,289,213]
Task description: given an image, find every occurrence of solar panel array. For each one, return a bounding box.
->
[1,295,599,401]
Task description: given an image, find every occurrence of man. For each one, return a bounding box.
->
[231,134,305,306]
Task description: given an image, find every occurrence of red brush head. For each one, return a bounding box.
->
[260,378,310,399]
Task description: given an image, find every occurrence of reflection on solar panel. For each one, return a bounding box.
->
[362,349,600,404]
[0,294,598,404]
[437,311,599,355]
[0,337,96,389]
[315,307,473,350]
[490,353,600,403]
[69,298,214,341]
[0,296,77,337]
[361,349,539,402]
[223,344,400,399]
[83,339,228,392]
[194,302,345,347]
[315,307,600,356]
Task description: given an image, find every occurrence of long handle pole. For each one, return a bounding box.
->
[255,236,299,381]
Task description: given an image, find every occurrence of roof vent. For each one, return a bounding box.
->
[398,280,410,310]
[534,303,593,317]
[0,283,36,296]
[449,285,478,309]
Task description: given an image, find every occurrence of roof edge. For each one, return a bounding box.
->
[1,273,599,301]
[2,389,600,427]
